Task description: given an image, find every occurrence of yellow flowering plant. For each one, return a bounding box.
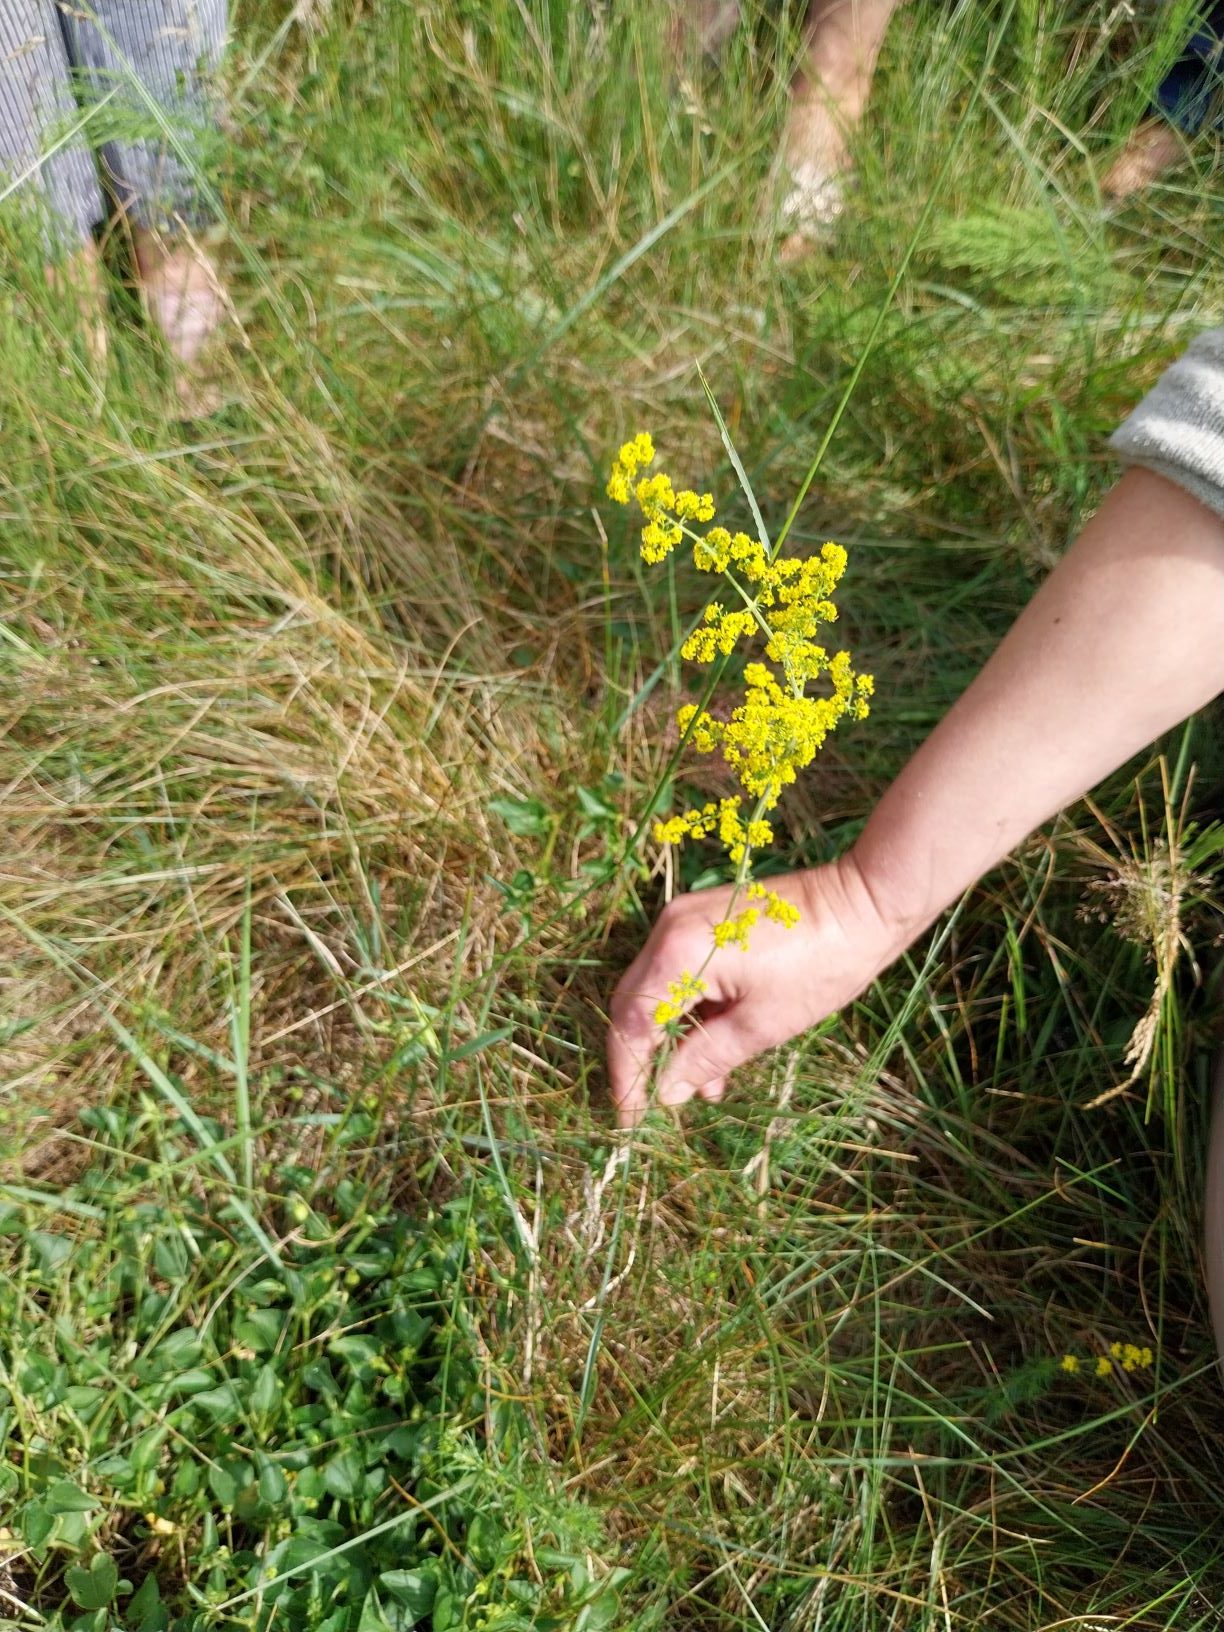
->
[1060,1341,1154,1379]
[606,427,874,1027]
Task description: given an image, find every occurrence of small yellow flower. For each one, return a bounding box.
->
[693,527,732,573]
[1119,1342,1154,1373]
[640,516,682,564]
[712,909,760,950]
[635,471,677,513]
[654,971,708,1027]
[675,489,716,523]
[653,815,690,845]
[606,430,656,504]
[1058,1340,1155,1382]
[762,890,801,928]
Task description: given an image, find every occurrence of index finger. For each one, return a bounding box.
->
[607,911,728,1124]
[607,966,661,1128]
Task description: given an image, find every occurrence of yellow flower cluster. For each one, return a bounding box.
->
[605,432,656,505]
[699,885,799,950]
[682,604,758,662]
[676,658,872,806]
[713,910,758,950]
[1060,1341,1154,1378]
[1110,1340,1154,1372]
[608,434,717,564]
[654,970,709,1027]
[608,430,872,961]
[652,797,774,865]
[748,880,801,928]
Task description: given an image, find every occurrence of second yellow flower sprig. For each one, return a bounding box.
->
[1060,1341,1154,1378]
[607,432,874,1024]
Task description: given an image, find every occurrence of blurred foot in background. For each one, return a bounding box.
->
[779,0,905,255]
[2,0,229,405]
[1105,1,1223,201]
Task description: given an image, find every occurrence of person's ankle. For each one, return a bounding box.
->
[45,241,108,366]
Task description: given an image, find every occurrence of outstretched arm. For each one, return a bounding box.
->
[608,467,1224,1126]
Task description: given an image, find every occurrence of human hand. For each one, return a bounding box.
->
[606,853,907,1127]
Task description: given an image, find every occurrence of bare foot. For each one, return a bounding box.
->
[1103,120,1187,201]
[45,240,108,367]
[778,0,906,257]
[132,228,226,370]
[780,155,849,249]
[779,90,854,257]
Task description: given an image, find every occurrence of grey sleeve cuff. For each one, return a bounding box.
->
[1109,326,1224,522]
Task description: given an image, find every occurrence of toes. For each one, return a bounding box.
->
[777,167,848,258]
[783,169,846,226]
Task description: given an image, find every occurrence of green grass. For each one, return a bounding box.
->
[3,0,1224,1627]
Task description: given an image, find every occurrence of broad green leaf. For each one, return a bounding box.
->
[158,1328,204,1367]
[321,1446,363,1499]
[488,796,550,837]
[45,1480,100,1515]
[208,1462,239,1509]
[129,1571,164,1632]
[235,1308,285,1352]
[328,1334,381,1369]
[431,1587,460,1632]
[250,1364,282,1418]
[131,1426,169,1472]
[22,1502,52,1548]
[258,1463,288,1505]
[65,1552,119,1611]
[63,1385,105,1412]
[192,1383,245,1421]
[168,1368,215,1394]
[28,1230,72,1272]
[381,1566,439,1622]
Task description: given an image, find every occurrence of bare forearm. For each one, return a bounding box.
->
[851,469,1224,936]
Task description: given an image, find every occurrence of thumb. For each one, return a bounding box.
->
[656,1004,763,1108]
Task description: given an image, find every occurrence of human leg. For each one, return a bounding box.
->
[58,1,228,368]
[0,2,108,357]
[781,0,905,246]
[1104,1,1224,200]
[56,0,226,230]
[0,0,105,243]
